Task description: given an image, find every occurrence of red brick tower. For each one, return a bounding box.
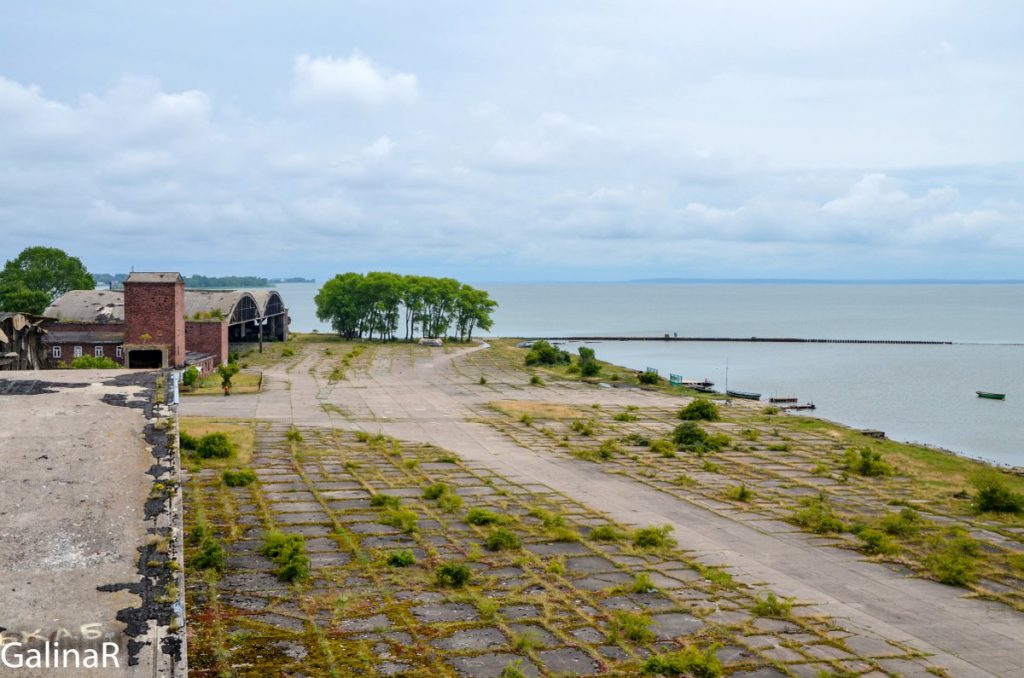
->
[123,272,185,368]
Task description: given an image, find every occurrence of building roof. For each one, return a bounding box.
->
[45,288,285,325]
[44,289,125,324]
[184,290,254,318]
[125,272,183,284]
[185,351,216,365]
[41,331,125,344]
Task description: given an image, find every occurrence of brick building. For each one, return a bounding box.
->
[41,273,288,371]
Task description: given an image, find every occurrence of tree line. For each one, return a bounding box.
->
[315,272,497,342]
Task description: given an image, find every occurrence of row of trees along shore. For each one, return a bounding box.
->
[315,272,497,342]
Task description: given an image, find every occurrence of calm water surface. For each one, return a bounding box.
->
[278,282,1024,466]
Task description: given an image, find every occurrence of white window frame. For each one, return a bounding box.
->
[73,346,83,358]
[116,345,123,358]
[94,345,104,358]
[52,346,61,359]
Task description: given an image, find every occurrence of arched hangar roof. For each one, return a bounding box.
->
[45,289,286,326]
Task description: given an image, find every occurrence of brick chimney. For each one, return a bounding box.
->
[123,272,185,368]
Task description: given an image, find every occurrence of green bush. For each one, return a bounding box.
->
[370,493,402,508]
[633,524,676,550]
[196,432,234,459]
[597,438,621,459]
[880,508,921,537]
[435,561,472,587]
[70,355,120,369]
[925,529,979,585]
[972,475,1024,514]
[285,425,304,442]
[499,660,527,678]
[610,611,654,643]
[589,524,627,542]
[725,484,754,502]
[222,468,257,487]
[637,370,660,385]
[613,412,638,422]
[631,572,657,593]
[790,493,844,534]
[578,346,601,377]
[529,375,543,386]
[182,366,200,389]
[621,433,650,446]
[856,528,898,555]
[466,507,503,525]
[671,422,727,455]
[484,527,522,551]
[386,549,416,567]
[438,492,463,513]
[191,536,226,572]
[524,340,571,366]
[678,398,720,421]
[381,507,419,533]
[751,591,792,618]
[650,438,676,457]
[423,482,448,500]
[259,531,310,582]
[642,646,722,677]
[843,447,892,477]
[187,523,211,546]
[179,430,198,451]
[570,419,596,436]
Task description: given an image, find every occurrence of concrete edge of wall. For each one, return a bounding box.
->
[168,374,188,677]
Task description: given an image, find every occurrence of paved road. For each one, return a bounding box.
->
[182,345,1024,677]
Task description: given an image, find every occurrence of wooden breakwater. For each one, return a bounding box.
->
[533,336,954,345]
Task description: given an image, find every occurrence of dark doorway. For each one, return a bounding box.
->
[128,349,163,368]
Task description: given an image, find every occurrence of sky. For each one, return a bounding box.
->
[1,1,1022,282]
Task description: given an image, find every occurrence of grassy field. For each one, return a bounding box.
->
[487,338,729,399]
[475,377,1024,611]
[182,420,935,676]
[184,371,263,396]
[179,417,256,471]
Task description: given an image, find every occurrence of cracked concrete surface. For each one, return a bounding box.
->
[181,344,1024,677]
[0,370,182,677]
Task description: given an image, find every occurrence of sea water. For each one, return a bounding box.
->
[276,281,1024,466]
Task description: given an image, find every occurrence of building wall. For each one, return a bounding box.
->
[46,343,124,367]
[45,322,123,335]
[124,280,185,367]
[185,321,229,366]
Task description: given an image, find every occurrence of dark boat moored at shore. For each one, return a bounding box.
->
[782,402,816,411]
[727,389,761,400]
[976,391,1006,400]
[769,396,798,403]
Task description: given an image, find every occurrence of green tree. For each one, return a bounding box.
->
[524,340,571,366]
[315,272,498,342]
[0,246,94,315]
[218,362,240,395]
[578,346,600,377]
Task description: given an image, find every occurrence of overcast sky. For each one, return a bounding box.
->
[1,1,1022,281]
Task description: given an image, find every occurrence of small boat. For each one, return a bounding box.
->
[681,379,715,389]
[727,389,761,400]
[769,396,798,403]
[782,402,816,411]
[693,385,716,393]
[976,391,1006,400]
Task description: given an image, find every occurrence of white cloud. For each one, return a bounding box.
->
[362,135,394,159]
[290,53,419,106]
